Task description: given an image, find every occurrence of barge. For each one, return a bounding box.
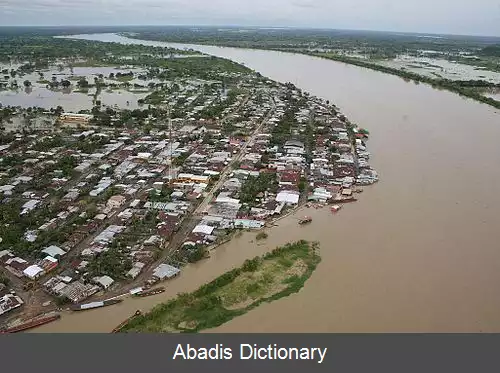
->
[134,287,165,297]
[0,313,61,333]
[112,310,142,333]
[70,299,122,312]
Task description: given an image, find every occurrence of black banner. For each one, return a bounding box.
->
[1,334,498,372]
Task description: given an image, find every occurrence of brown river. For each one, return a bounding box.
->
[33,34,500,333]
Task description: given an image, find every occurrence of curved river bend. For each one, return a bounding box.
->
[36,34,500,332]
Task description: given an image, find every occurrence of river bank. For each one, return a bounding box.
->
[36,34,500,332]
[119,34,500,110]
[119,240,320,333]
[30,206,325,333]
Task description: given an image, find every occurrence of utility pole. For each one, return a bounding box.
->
[167,103,173,184]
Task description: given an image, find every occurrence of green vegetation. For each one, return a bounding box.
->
[240,172,278,206]
[123,27,500,109]
[0,272,10,286]
[307,52,500,109]
[120,240,320,332]
[480,45,500,57]
[148,185,174,203]
[87,248,133,280]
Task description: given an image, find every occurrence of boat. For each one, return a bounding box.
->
[134,287,165,297]
[0,313,61,333]
[70,298,122,312]
[112,310,142,333]
[298,216,312,225]
[331,205,342,213]
[332,197,358,203]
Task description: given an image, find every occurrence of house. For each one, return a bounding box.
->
[93,275,114,289]
[276,190,300,205]
[0,293,24,316]
[126,262,146,279]
[42,245,66,258]
[107,194,127,209]
[21,199,40,215]
[39,256,58,273]
[284,140,305,155]
[59,280,99,303]
[151,264,180,281]
[234,219,265,229]
[23,265,44,280]
[0,250,14,264]
[5,257,29,277]
[59,113,93,125]
[192,224,215,236]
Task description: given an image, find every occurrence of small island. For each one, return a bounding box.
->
[117,240,320,332]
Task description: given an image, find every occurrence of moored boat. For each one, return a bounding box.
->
[331,205,342,213]
[298,216,312,225]
[70,298,122,312]
[0,313,61,333]
[332,197,358,203]
[112,310,142,333]
[134,287,165,297]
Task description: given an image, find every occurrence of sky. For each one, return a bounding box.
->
[1,0,500,36]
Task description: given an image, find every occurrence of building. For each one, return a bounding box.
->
[59,113,93,125]
[107,195,127,209]
[42,245,66,258]
[126,262,145,279]
[5,257,29,278]
[93,275,114,289]
[23,264,44,280]
[0,293,24,316]
[276,190,300,205]
[151,264,180,281]
[234,219,265,229]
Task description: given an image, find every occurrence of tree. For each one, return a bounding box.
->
[0,272,10,286]
[61,79,71,88]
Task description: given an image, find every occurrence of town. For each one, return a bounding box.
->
[0,36,377,332]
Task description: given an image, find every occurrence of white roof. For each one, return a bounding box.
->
[193,224,215,235]
[94,275,114,288]
[276,191,300,204]
[153,264,180,279]
[42,245,66,257]
[23,265,44,278]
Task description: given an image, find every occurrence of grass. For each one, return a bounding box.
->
[119,240,320,333]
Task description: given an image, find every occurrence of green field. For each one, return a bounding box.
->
[120,240,321,332]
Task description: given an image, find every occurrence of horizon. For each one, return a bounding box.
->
[1,24,500,40]
[1,0,499,37]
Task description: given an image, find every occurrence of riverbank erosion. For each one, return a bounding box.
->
[118,240,320,332]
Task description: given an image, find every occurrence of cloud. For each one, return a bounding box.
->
[291,0,319,9]
[0,0,499,36]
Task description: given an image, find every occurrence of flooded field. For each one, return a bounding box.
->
[376,56,500,83]
[0,64,150,111]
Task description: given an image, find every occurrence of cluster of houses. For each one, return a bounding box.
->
[0,72,378,316]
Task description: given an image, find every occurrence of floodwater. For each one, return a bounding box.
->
[0,64,148,111]
[34,33,500,333]
[378,56,500,83]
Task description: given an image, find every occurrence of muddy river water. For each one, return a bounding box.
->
[33,34,500,332]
